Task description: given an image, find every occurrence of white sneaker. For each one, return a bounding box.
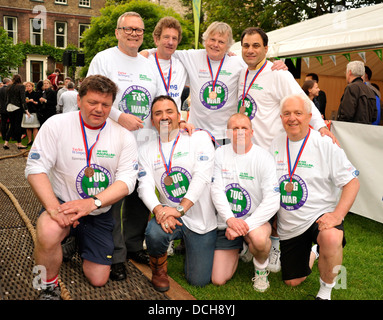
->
[311,244,319,260]
[252,269,270,292]
[167,240,175,256]
[239,242,253,263]
[267,247,281,273]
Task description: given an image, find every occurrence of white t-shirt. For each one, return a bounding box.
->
[25,111,138,215]
[237,61,326,150]
[212,144,280,232]
[58,90,78,113]
[173,49,246,139]
[269,129,358,240]
[137,130,217,234]
[87,46,166,143]
[147,53,188,110]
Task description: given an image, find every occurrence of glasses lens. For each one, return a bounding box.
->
[121,27,144,35]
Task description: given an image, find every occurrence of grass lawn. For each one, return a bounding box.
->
[167,213,383,300]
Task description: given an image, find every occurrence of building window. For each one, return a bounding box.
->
[79,24,90,48]
[55,0,67,4]
[55,22,67,48]
[4,16,17,44]
[30,18,44,46]
[79,0,90,8]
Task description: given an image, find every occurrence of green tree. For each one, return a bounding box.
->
[0,28,24,79]
[181,0,383,42]
[80,0,194,77]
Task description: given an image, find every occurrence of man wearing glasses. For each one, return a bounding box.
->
[87,12,166,282]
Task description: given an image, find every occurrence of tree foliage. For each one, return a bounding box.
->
[181,0,383,42]
[80,0,194,77]
[0,28,24,79]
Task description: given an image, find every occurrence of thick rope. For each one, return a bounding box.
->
[0,151,72,300]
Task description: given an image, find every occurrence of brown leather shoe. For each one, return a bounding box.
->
[149,253,169,292]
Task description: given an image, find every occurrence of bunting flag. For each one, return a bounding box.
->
[358,52,366,62]
[329,55,336,65]
[316,56,323,65]
[192,0,202,49]
[373,49,382,60]
[303,57,310,68]
[343,53,351,61]
[291,57,298,67]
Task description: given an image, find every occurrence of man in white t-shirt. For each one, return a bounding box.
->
[87,12,166,279]
[211,113,280,292]
[58,82,78,113]
[269,94,360,300]
[25,75,138,300]
[137,95,217,292]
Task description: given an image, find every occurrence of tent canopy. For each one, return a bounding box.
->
[231,4,383,81]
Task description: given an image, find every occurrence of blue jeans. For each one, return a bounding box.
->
[145,218,217,287]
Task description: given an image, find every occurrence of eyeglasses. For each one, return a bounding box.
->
[117,26,145,35]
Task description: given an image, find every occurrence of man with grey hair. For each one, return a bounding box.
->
[270,94,360,300]
[337,60,376,124]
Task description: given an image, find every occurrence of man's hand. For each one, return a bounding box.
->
[271,59,288,71]
[319,126,340,146]
[58,198,95,224]
[316,212,343,231]
[226,217,249,237]
[118,113,144,131]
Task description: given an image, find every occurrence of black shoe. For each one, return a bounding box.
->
[18,145,27,149]
[3,145,9,150]
[27,141,33,146]
[127,249,149,265]
[110,262,127,281]
[37,285,62,300]
[62,236,77,262]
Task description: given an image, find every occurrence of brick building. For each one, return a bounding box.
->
[0,0,105,83]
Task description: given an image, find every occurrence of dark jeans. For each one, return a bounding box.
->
[6,108,23,142]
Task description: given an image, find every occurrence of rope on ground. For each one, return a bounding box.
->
[0,151,72,300]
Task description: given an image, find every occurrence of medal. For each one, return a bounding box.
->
[84,167,94,178]
[284,182,294,193]
[239,106,246,114]
[209,91,217,99]
[164,175,173,186]
[159,131,181,186]
[207,55,225,101]
[79,112,106,179]
[286,129,311,192]
[155,52,172,95]
[240,60,267,112]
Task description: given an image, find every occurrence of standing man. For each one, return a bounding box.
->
[25,75,138,300]
[211,113,280,292]
[137,95,217,292]
[87,12,166,280]
[337,61,376,124]
[57,82,78,113]
[269,94,359,300]
[0,78,11,143]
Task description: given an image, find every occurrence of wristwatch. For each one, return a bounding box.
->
[176,205,185,216]
[92,196,102,209]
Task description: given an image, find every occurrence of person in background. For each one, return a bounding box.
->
[302,80,321,117]
[305,73,326,119]
[24,81,40,146]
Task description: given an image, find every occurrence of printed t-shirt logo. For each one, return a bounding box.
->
[119,85,151,120]
[199,80,228,110]
[279,174,308,210]
[76,164,112,199]
[237,94,257,119]
[161,166,192,203]
[225,183,251,218]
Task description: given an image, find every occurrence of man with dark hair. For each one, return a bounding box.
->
[25,74,138,300]
[138,95,217,292]
[364,66,381,125]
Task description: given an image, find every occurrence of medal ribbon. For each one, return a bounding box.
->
[241,60,267,107]
[207,55,225,93]
[193,128,220,147]
[286,128,311,183]
[79,112,106,168]
[155,53,172,94]
[158,131,181,176]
